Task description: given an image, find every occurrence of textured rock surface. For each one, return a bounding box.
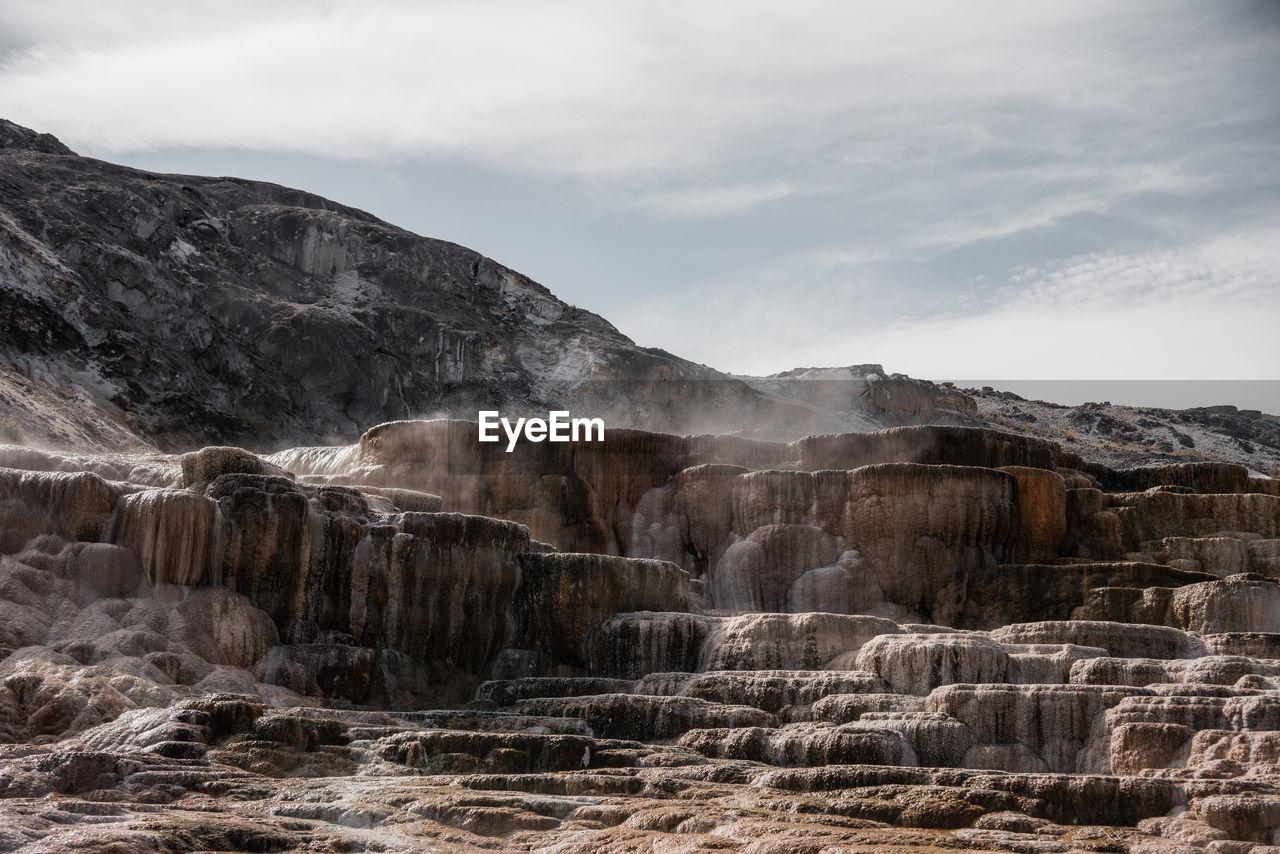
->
[970,389,1280,475]
[2,121,1280,851]
[854,633,1015,695]
[287,419,1027,623]
[0,121,975,453]
[2,415,1279,851]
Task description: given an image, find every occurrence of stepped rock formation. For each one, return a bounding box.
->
[2,417,1279,851]
[2,121,1280,851]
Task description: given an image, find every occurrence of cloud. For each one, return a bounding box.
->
[1,2,1275,384]
[1003,230,1280,312]
[3,0,1263,180]
[631,182,794,217]
[851,289,1280,381]
[622,229,1280,379]
[907,162,1219,254]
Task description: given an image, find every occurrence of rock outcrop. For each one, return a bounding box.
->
[0,120,973,452]
[2,413,1278,850]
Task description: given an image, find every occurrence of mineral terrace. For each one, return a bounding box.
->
[1,422,1279,852]
[1,120,1279,853]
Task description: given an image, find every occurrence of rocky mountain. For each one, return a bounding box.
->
[0,120,972,453]
[967,388,1280,478]
[2,119,1280,852]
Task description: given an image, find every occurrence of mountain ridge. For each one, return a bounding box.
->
[2,118,1277,479]
[0,119,973,452]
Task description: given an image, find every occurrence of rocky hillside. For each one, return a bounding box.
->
[5,116,1272,475]
[966,387,1280,477]
[0,120,973,453]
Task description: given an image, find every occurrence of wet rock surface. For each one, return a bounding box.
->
[0,416,1277,852]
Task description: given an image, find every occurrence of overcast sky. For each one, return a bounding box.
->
[1,1,1277,384]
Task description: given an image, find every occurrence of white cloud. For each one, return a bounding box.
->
[1005,231,1279,312]
[909,162,1218,254]
[0,0,1218,178]
[851,294,1279,381]
[624,229,1280,379]
[632,182,794,216]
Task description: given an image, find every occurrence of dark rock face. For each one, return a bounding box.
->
[0,119,74,156]
[0,458,690,707]
[275,420,1035,622]
[0,121,971,453]
[0,125,631,448]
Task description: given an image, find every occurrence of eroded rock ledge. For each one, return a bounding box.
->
[0,421,1278,852]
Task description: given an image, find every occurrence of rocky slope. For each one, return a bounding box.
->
[4,116,1269,469]
[0,119,972,453]
[966,387,1280,478]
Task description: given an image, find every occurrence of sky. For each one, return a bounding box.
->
[1,0,1278,387]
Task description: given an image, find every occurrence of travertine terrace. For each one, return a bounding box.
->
[1,421,1279,852]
